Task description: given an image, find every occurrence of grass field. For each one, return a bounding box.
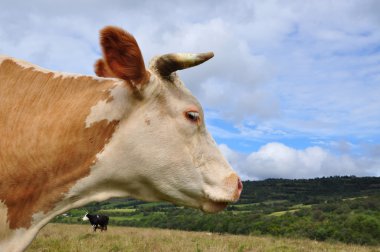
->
[27,224,380,252]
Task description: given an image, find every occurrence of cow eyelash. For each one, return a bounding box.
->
[185,111,200,123]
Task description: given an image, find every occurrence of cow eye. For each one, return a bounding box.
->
[185,111,200,123]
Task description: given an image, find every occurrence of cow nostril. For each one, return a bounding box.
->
[237,178,243,193]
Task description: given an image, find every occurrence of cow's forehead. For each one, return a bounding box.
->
[154,73,202,110]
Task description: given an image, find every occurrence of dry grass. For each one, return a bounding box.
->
[27,224,380,252]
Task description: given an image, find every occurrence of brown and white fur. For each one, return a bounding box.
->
[0,26,242,252]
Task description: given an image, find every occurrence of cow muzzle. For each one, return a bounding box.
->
[201,173,243,213]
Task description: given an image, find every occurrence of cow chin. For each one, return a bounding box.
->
[201,200,229,213]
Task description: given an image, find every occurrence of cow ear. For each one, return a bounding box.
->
[98,26,150,88]
[94,59,115,78]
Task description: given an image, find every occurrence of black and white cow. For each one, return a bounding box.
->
[82,213,109,232]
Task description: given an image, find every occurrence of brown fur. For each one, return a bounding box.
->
[0,59,120,229]
[99,26,150,86]
[0,26,153,229]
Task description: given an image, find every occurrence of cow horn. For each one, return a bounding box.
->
[155,52,214,77]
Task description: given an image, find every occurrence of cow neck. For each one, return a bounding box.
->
[0,58,130,229]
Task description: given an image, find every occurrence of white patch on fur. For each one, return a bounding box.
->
[0,206,36,252]
[0,188,130,252]
[85,83,129,128]
[31,212,45,224]
[0,208,47,252]
[0,228,27,252]
[0,201,10,240]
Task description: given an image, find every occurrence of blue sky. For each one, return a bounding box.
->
[1,0,379,179]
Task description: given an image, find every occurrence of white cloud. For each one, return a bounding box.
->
[220,143,380,180]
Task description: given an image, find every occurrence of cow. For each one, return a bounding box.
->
[82,213,109,232]
[0,26,243,252]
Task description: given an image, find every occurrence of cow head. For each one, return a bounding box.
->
[82,212,89,221]
[92,26,242,213]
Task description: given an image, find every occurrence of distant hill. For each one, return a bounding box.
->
[240,176,380,204]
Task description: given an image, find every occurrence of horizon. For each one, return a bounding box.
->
[242,174,380,182]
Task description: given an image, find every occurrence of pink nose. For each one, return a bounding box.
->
[237,177,243,197]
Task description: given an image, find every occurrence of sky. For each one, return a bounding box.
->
[1,0,379,180]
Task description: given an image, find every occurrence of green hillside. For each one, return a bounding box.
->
[54,176,380,246]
